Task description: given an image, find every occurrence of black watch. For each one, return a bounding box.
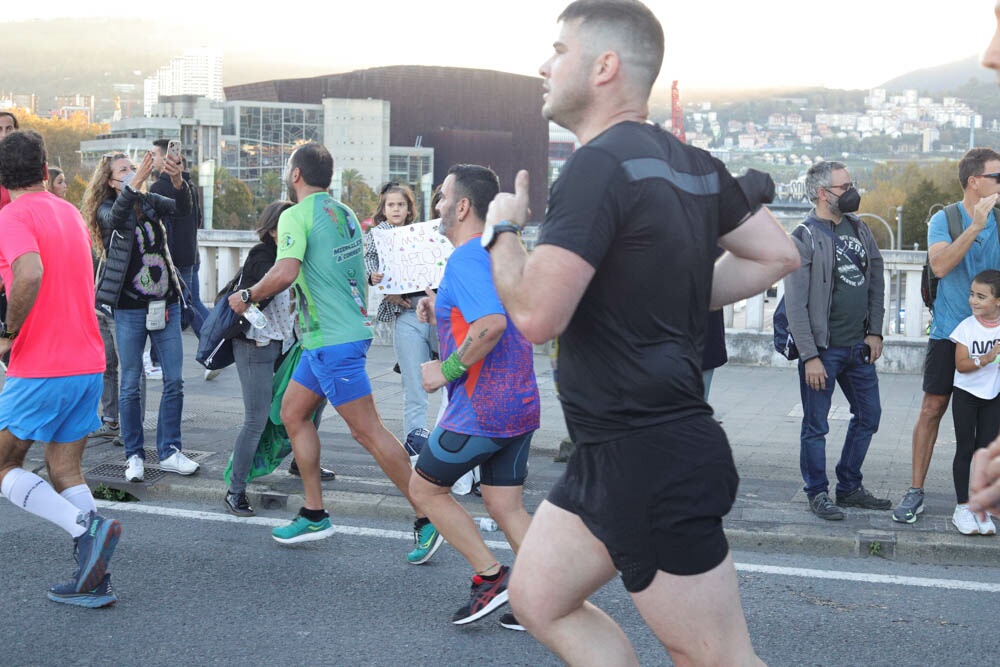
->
[240,288,252,304]
[481,221,522,250]
[0,322,18,340]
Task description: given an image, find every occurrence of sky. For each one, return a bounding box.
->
[4,1,997,91]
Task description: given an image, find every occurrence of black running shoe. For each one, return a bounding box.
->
[451,565,510,625]
[836,485,892,510]
[499,612,525,631]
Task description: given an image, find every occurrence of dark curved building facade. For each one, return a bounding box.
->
[225,66,549,217]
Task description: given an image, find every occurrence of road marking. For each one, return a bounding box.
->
[95,501,1000,592]
[95,500,513,551]
[735,563,1000,593]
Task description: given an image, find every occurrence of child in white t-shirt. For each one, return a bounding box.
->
[948,269,1000,536]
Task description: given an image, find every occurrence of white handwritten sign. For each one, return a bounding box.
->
[370,219,453,294]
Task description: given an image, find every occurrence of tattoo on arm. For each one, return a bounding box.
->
[456,336,473,359]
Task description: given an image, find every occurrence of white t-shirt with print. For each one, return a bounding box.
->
[949,315,1000,399]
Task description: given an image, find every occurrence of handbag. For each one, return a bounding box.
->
[195,268,247,370]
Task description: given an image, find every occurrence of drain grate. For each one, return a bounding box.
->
[85,448,213,486]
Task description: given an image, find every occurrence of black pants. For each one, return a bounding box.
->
[950,388,1000,503]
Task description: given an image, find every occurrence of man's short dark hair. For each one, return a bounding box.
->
[290,142,333,190]
[559,0,664,93]
[959,147,1000,189]
[447,164,500,221]
[0,130,47,190]
[152,138,169,153]
[0,112,18,129]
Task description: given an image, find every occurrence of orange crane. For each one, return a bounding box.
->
[671,80,686,143]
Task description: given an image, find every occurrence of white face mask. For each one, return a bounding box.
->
[117,171,134,190]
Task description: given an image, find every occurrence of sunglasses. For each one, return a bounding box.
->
[380,181,401,195]
[979,172,1000,183]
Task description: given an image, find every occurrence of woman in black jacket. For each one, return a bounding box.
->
[82,150,197,484]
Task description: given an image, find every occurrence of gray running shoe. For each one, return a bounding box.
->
[809,492,845,521]
[837,485,892,510]
[891,487,925,524]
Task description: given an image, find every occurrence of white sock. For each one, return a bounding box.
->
[60,484,97,515]
[1,468,87,538]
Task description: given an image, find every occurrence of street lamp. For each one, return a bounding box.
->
[858,213,895,250]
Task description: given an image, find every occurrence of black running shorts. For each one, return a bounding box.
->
[547,415,738,592]
[414,427,533,488]
[922,338,956,396]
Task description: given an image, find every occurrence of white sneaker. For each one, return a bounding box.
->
[144,365,163,380]
[952,504,981,535]
[159,447,199,475]
[975,511,997,536]
[125,455,144,482]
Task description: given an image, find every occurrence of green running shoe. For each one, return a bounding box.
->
[406,520,443,564]
[272,514,334,545]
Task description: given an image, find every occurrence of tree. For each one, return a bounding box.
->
[12,109,107,193]
[212,166,255,230]
[260,170,282,204]
[340,169,379,222]
[859,160,962,249]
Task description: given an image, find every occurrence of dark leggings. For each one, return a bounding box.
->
[950,387,1000,503]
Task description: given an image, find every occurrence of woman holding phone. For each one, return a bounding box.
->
[81,150,198,484]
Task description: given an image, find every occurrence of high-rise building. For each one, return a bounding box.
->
[144,47,224,116]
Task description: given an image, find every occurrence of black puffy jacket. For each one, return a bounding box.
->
[95,183,192,312]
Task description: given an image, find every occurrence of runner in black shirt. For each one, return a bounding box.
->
[486,1,800,664]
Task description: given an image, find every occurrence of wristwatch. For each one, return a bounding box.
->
[974,356,984,368]
[0,322,18,340]
[481,221,522,250]
[240,288,253,304]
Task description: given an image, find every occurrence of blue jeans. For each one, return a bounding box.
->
[394,307,437,437]
[798,342,881,498]
[114,304,185,461]
[177,264,210,338]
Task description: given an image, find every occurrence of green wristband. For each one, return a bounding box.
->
[440,351,469,382]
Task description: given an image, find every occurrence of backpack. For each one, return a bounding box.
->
[919,204,964,312]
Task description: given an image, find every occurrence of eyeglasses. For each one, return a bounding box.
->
[979,172,1000,183]
[826,182,854,192]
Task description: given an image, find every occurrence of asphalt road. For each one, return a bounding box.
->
[1,498,998,667]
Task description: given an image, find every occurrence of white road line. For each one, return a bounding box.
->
[95,500,513,551]
[735,563,1000,593]
[95,501,1000,592]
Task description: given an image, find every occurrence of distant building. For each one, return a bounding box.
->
[224,65,548,217]
[145,48,224,116]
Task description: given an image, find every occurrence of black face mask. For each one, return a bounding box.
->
[832,186,861,214]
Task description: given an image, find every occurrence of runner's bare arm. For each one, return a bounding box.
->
[4,252,42,330]
[228,257,300,315]
[421,313,507,392]
[488,170,595,344]
[712,208,800,310]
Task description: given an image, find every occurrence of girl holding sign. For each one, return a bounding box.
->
[365,182,438,442]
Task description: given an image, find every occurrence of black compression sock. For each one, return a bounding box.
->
[299,507,329,522]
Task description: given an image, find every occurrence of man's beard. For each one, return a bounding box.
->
[285,174,298,203]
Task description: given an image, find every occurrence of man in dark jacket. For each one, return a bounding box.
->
[784,160,890,521]
[151,141,209,337]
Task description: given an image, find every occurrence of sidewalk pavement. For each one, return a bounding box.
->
[16,331,999,567]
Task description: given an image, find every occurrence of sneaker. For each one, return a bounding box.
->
[48,573,118,609]
[952,504,981,535]
[159,447,199,475]
[406,520,444,565]
[144,365,163,380]
[451,565,510,625]
[224,491,256,517]
[204,368,222,381]
[891,487,925,524]
[499,612,526,631]
[288,459,336,481]
[124,454,144,482]
[975,512,997,536]
[89,421,119,440]
[272,512,334,544]
[809,492,845,521]
[69,511,122,593]
[836,485,892,510]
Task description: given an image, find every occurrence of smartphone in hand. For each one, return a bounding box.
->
[167,140,182,162]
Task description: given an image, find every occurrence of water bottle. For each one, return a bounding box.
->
[244,304,267,329]
[476,517,498,532]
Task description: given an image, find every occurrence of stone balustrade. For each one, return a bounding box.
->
[198,231,932,373]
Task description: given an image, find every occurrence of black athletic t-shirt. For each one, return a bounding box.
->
[538,121,751,444]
